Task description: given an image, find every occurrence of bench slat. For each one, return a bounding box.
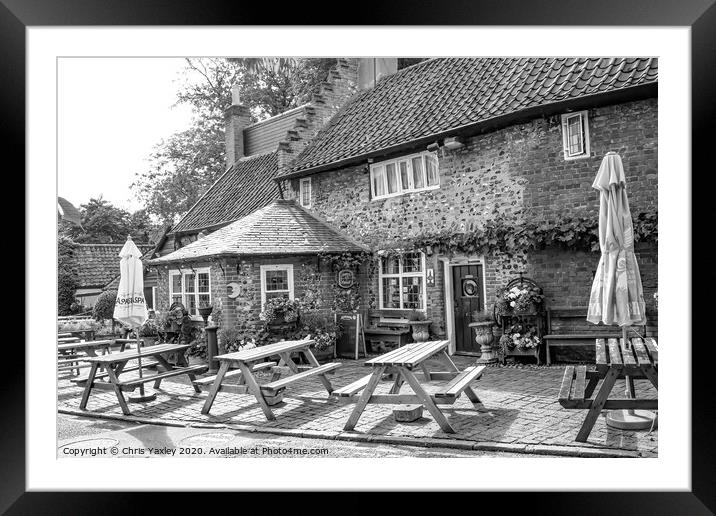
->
[595,339,607,365]
[260,363,341,393]
[434,365,485,397]
[607,339,622,366]
[544,333,622,340]
[558,365,575,403]
[118,365,207,389]
[70,360,160,383]
[644,338,658,364]
[632,338,652,367]
[573,365,587,401]
[331,374,373,397]
[193,361,277,386]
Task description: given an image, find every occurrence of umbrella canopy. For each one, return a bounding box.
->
[113,235,148,329]
[587,152,646,327]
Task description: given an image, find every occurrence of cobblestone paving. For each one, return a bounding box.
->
[57,355,658,456]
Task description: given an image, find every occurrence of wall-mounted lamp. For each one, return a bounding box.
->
[443,136,465,150]
[426,142,440,152]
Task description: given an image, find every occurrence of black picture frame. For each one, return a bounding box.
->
[9,0,709,513]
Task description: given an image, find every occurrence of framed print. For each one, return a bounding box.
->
[9,0,711,513]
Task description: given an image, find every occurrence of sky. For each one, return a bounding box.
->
[58,58,195,212]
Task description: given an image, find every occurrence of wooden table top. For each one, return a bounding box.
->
[57,339,115,352]
[595,337,658,373]
[80,343,190,363]
[365,340,449,368]
[215,339,315,363]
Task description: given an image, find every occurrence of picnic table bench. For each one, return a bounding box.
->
[75,343,206,415]
[199,339,341,421]
[558,337,658,442]
[57,339,122,376]
[337,340,486,434]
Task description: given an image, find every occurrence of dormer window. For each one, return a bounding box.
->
[561,111,590,160]
[370,151,440,200]
[299,177,311,208]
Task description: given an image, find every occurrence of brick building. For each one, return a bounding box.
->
[149,57,658,356]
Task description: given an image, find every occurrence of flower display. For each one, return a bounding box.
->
[495,284,544,315]
[502,323,541,349]
[259,297,300,324]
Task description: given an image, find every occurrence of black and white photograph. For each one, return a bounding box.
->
[14,17,701,501]
[55,55,661,459]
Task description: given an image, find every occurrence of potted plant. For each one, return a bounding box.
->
[407,310,431,343]
[469,310,497,363]
[499,322,541,361]
[137,318,159,347]
[310,328,338,363]
[260,297,300,330]
[497,285,545,315]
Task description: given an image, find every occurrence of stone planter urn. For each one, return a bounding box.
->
[468,321,498,364]
[409,320,432,342]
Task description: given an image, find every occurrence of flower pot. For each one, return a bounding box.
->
[468,321,497,363]
[311,345,335,363]
[409,321,431,342]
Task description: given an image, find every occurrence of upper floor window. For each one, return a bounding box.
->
[561,111,590,160]
[378,252,426,310]
[370,151,440,200]
[299,177,311,208]
[169,268,211,316]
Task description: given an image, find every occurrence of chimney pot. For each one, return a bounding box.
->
[231,84,241,106]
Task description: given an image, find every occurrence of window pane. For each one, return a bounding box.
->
[171,294,182,306]
[382,278,401,309]
[386,163,399,194]
[381,256,400,275]
[567,115,583,155]
[198,294,211,307]
[301,180,310,206]
[265,270,288,291]
[399,161,410,190]
[373,166,386,197]
[402,277,423,309]
[425,153,439,186]
[411,157,425,189]
[402,252,422,273]
[198,272,210,293]
[266,291,289,302]
[171,275,181,293]
[185,274,195,293]
[185,294,197,315]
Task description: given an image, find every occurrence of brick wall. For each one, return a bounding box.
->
[280,98,658,337]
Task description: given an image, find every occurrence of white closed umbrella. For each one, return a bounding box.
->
[587,152,653,430]
[113,235,155,402]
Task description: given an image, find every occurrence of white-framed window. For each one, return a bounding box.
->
[370,151,440,200]
[378,252,427,310]
[260,264,295,308]
[561,110,590,160]
[299,177,311,208]
[169,268,211,316]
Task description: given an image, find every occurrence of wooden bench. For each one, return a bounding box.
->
[544,307,625,365]
[193,361,276,388]
[434,365,485,399]
[363,312,411,351]
[117,364,208,391]
[71,360,160,384]
[260,362,341,394]
[331,373,373,398]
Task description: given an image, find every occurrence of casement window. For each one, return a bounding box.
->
[378,252,427,310]
[299,177,311,208]
[169,268,211,316]
[561,111,590,160]
[260,264,295,307]
[370,151,440,200]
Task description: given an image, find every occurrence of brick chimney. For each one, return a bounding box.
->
[224,84,252,168]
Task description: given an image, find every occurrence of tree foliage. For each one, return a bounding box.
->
[132,58,337,224]
[93,290,117,322]
[59,197,154,244]
[58,235,80,315]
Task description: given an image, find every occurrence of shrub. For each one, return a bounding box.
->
[259,297,300,324]
[93,290,117,322]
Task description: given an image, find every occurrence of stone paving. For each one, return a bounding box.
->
[57,355,658,457]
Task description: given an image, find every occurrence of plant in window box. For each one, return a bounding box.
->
[407,309,431,342]
[260,297,300,329]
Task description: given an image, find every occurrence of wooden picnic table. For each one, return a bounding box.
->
[199,339,341,421]
[559,337,658,442]
[338,340,486,434]
[57,339,124,376]
[74,343,207,415]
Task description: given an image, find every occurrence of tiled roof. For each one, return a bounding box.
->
[102,246,156,290]
[149,200,367,264]
[170,152,280,234]
[73,243,153,288]
[244,105,310,156]
[284,57,658,175]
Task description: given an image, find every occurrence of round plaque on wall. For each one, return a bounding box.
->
[337,269,354,289]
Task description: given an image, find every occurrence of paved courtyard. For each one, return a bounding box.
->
[57,355,658,457]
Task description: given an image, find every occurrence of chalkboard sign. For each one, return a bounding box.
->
[335,312,366,359]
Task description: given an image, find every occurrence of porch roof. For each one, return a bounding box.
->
[280,57,658,178]
[148,199,368,265]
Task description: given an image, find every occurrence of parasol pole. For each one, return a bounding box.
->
[136,326,144,397]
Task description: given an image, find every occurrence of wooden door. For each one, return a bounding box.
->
[452,264,484,354]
